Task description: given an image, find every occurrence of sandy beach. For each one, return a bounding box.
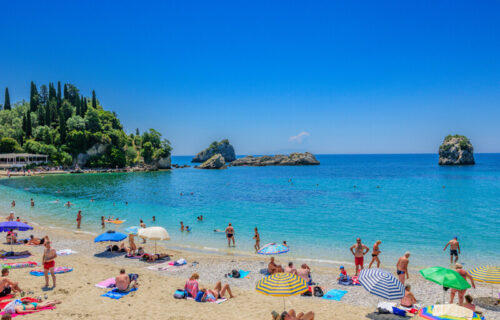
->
[0,221,497,320]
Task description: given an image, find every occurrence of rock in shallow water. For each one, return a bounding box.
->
[438,135,475,165]
[192,139,236,163]
[197,154,226,169]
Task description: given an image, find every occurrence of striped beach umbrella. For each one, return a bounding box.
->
[417,304,484,320]
[469,266,500,284]
[256,273,308,310]
[257,243,289,255]
[358,268,405,300]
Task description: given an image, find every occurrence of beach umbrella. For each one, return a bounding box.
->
[257,243,289,255]
[138,227,170,254]
[256,272,308,310]
[124,226,141,235]
[94,230,127,243]
[420,267,471,303]
[0,221,34,252]
[358,268,405,300]
[468,266,500,284]
[416,304,483,320]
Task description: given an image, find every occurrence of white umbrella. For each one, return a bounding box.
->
[138,227,170,254]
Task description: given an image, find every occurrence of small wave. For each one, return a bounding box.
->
[202,247,220,251]
[295,257,353,266]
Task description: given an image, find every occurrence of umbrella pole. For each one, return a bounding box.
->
[283,297,285,312]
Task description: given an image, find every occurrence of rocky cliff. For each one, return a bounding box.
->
[230,152,320,167]
[197,154,226,169]
[438,135,475,165]
[192,140,236,163]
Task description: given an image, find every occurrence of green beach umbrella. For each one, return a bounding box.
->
[420,266,471,303]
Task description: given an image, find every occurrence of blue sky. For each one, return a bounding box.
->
[1,1,499,155]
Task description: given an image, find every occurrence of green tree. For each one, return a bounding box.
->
[63,83,68,100]
[59,109,66,143]
[109,146,126,168]
[3,88,11,110]
[34,125,53,145]
[67,115,86,131]
[57,81,62,114]
[92,90,97,109]
[141,141,154,163]
[29,81,38,112]
[26,111,32,138]
[0,137,22,153]
[61,100,74,122]
[85,107,101,133]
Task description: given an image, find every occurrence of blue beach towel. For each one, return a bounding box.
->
[323,289,347,301]
[101,287,137,299]
[228,270,250,278]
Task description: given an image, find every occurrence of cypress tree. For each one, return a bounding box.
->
[63,84,68,100]
[26,111,32,138]
[83,97,88,114]
[22,114,27,134]
[92,90,97,109]
[59,109,66,143]
[49,83,56,101]
[30,81,38,112]
[75,96,81,116]
[45,101,51,126]
[57,81,62,113]
[3,87,11,110]
[80,96,85,116]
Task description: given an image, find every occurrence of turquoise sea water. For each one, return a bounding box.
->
[0,154,499,268]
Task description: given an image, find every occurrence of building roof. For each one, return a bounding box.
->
[0,153,48,158]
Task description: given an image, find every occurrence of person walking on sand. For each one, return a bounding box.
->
[42,241,57,288]
[450,263,475,306]
[396,252,410,285]
[225,223,235,247]
[443,236,461,264]
[76,211,82,229]
[368,240,382,268]
[253,227,260,252]
[350,238,369,275]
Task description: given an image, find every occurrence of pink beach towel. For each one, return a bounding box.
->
[95,278,116,289]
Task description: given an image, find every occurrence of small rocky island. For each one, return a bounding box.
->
[197,154,226,169]
[438,135,475,165]
[192,139,236,163]
[230,152,320,167]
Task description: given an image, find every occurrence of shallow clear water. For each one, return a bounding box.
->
[1,154,499,268]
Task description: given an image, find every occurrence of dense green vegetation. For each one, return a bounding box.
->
[0,82,172,168]
[207,139,230,151]
[441,134,473,152]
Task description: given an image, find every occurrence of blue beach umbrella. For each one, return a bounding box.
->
[257,243,289,255]
[358,268,405,300]
[0,221,34,252]
[94,230,127,243]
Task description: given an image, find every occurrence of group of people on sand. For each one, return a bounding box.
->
[184,273,235,302]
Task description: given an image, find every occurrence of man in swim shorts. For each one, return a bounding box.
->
[396,252,410,284]
[443,236,460,264]
[450,263,475,306]
[0,268,23,297]
[350,238,369,275]
[115,269,139,292]
[42,241,57,288]
[225,223,235,247]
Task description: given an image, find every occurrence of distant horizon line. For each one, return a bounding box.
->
[171,152,500,157]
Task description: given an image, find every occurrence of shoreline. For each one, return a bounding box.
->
[1,218,499,319]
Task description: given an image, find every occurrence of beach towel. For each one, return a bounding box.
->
[1,261,37,269]
[0,297,55,317]
[125,254,143,259]
[228,270,250,278]
[56,249,77,256]
[187,297,227,304]
[101,287,137,299]
[30,267,73,276]
[146,262,188,272]
[95,278,116,289]
[323,289,347,301]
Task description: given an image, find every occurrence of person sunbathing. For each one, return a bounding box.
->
[297,264,311,283]
[27,235,44,246]
[10,300,61,314]
[400,284,417,308]
[200,281,235,301]
[272,309,314,320]
[143,253,170,262]
[268,257,284,274]
[0,268,23,297]
[115,269,138,292]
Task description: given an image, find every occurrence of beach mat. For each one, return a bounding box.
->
[30,267,72,276]
[146,262,188,272]
[124,254,143,259]
[0,297,55,317]
[95,277,115,289]
[187,297,227,304]
[323,289,347,301]
[1,255,31,260]
[101,287,137,299]
[227,270,250,278]
[1,261,38,269]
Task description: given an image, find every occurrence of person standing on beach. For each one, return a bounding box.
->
[101,216,105,228]
[30,199,35,207]
[180,221,184,231]
[396,252,410,285]
[76,211,82,229]
[253,227,260,252]
[42,241,57,288]
[225,223,235,247]
[368,240,382,268]
[443,236,461,264]
[350,238,369,275]
[450,263,475,306]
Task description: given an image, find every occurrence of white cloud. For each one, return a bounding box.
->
[289,131,310,143]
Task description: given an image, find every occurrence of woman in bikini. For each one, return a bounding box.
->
[9,299,61,314]
[368,240,382,268]
[201,281,235,301]
[128,234,137,255]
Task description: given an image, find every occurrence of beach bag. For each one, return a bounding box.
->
[174,289,186,299]
[231,269,241,278]
[392,307,406,316]
[313,286,324,297]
